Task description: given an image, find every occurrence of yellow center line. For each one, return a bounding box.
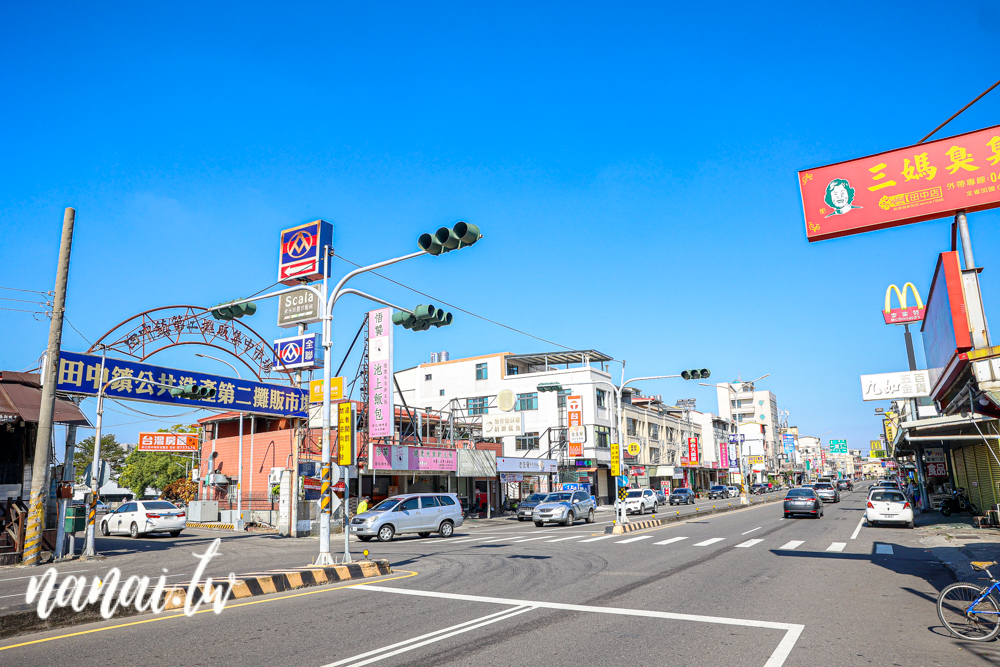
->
[0,570,418,652]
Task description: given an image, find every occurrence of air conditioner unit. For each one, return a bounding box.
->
[268,468,285,485]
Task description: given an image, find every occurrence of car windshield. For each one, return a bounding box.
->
[814,483,833,490]
[871,491,906,503]
[524,494,548,503]
[626,490,642,498]
[672,488,690,494]
[370,499,399,512]
[711,486,726,491]
[546,493,572,502]
[802,484,814,488]
[142,501,178,510]
[786,489,815,497]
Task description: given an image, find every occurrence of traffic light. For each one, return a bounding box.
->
[210,301,257,320]
[681,369,711,380]
[170,384,217,400]
[418,221,482,256]
[392,304,453,331]
[537,382,563,392]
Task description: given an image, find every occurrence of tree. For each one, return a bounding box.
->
[117,450,188,498]
[73,434,127,484]
[160,478,198,504]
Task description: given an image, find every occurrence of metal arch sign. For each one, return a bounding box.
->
[279,220,333,285]
[883,282,925,325]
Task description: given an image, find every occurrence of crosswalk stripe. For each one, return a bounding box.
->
[875,544,894,555]
[778,540,804,550]
[615,535,654,544]
[653,536,688,546]
[546,535,586,542]
[826,542,846,552]
[693,538,725,547]
[509,536,551,543]
[578,535,616,543]
[735,539,763,548]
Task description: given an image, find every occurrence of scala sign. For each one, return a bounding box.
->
[799,124,1000,242]
[278,220,333,285]
[277,288,322,328]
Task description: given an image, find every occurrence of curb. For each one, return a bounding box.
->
[606,519,660,534]
[186,522,237,531]
[0,559,391,640]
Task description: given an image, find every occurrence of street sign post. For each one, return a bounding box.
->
[277,288,323,328]
[278,220,333,285]
[273,333,323,371]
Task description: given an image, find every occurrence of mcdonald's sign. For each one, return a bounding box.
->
[883,282,925,325]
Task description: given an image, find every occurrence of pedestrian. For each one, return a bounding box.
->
[357,496,369,514]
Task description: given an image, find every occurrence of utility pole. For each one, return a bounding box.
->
[24,207,75,566]
[291,322,306,537]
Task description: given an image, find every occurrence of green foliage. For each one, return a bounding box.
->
[73,434,127,483]
[157,424,201,434]
[117,450,188,498]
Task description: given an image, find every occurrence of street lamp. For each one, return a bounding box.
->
[195,353,246,532]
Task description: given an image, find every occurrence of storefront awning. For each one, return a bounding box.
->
[0,371,91,426]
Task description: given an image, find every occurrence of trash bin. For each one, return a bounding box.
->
[64,506,86,534]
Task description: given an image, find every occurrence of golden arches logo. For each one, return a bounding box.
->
[884,282,923,312]
[883,282,925,324]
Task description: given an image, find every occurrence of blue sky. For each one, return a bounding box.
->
[3,2,1000,455]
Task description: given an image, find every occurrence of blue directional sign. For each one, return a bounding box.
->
[272,333,323,371]
[55,351,307,418]
[278,220,333,286]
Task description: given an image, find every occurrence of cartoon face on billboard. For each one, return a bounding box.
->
[823,178,862,217]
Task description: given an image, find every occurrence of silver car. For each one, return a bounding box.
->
[533,490,596,526]
[350,493,464,542]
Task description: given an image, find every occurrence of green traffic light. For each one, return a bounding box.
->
[418,221,481,255]
[211,300,257,321]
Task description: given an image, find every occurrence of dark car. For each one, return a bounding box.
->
[836,479,853,491]
[750,483,765,495]
[813,482,840,503]
[516,493,549,521]
[669,488,696,505]
[783,488,824,518]
[707,485,729,500]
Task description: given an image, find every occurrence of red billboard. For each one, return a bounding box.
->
[799,125,1000,242]
[921,251,972,390]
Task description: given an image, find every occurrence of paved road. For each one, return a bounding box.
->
[3,483,994,665]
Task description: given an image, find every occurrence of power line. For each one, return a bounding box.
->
[331,253,576,351]
[107,399,202,419]
[0,286,50,296]
[0,306,45,314]
[65,317,92,346]
[0,296,47,305]
[919,77,1000,144]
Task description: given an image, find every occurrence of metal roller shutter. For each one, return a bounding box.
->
[952,446,969,498]
[974,441,998,511]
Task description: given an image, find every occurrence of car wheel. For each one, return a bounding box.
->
[586,509,595,523]
[359,535,373,542]
[564,512,575,526]
[418,532,431,538]
[869,520,877,527]
[783,512,790,519]
[377,525,395,542]
[439,521,454,538]
[689,498,695,505]
[517,517,526,522]
[129,522,140,538]
[534,521,544,527]
[100,522,110,536]
[907,520,914,529]
[169,530,181,537]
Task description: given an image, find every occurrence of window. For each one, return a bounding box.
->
[649,423,660,440]
[515,392,538,411]
[467,396,488,416]
[557,389,571,408]
[475,363,488,380]
[420,496,440,508]
[515,432,540,450]
[439,389,445,396]
[396,498,420,511]
[437,495,456,505]
[597,389,608,408]
[425,374,432,381]
[574,492,588,503]
[507,365,519,375]
[731,400,737,408]
[627,418,639,436]
[595,425,610,448]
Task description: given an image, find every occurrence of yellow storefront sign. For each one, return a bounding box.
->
[611,444,620,476]
[337,400,353,466]
[310,376,344,403]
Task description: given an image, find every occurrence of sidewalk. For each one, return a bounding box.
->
[915,510,1000,582]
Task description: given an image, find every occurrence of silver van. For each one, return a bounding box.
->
[349,493,464,542]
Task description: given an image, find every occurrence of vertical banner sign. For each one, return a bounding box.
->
[337,401,354,465]
[610,444,620,476]
[687,437,699,465]
[368,308,393,438]
[567,395,583,457]
[718,442,729,469]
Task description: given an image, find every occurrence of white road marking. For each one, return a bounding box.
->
[875,544,894,555]
[778,541,804,550]
[351,586,804,667]
[0,569,89,583]
[694,538,725,547]
[615,535,654,544]
[736,539,764,548]
[325,606,534,667]
[741,527,762,535]
[508,536,551,543]
[578,535,616,543]
[826,542,846,552]
[546,535,586,542]
[850,517,865,540]
[653,536,688,546]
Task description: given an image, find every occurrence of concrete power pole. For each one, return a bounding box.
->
[23,207,76,566]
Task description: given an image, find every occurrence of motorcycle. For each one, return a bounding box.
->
[940,489,980,517]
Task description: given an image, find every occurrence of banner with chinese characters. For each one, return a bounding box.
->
[799,124,1000,242]
[687,437,699,465]
[336,401,354,466]
[860,370,931,401]
[367,308,393,438]
[137,432,199,452]
[55,351,306,418]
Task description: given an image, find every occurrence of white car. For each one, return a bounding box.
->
[866,489,914,529]
[727,486,739,498]
[621,488,658,515]
[100,500,187,538]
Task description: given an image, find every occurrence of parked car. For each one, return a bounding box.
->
[783,488,823,518]
[669,487,696,505]
[100,500,186,538]
[727,486,739,498]
[515,493,550,521]
[836,479,853,491]
[533,490,596,526]
[655,489,667,505]
[813,482,841,503]
[866,489,914,528]
[620,489,657,515]
[707,485,730,500]
[750,483,766,495]
[350,493,464,542]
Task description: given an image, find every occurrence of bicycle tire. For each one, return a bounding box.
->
[937,582,1000,642]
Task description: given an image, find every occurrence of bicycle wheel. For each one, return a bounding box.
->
[938,582,1000,641]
